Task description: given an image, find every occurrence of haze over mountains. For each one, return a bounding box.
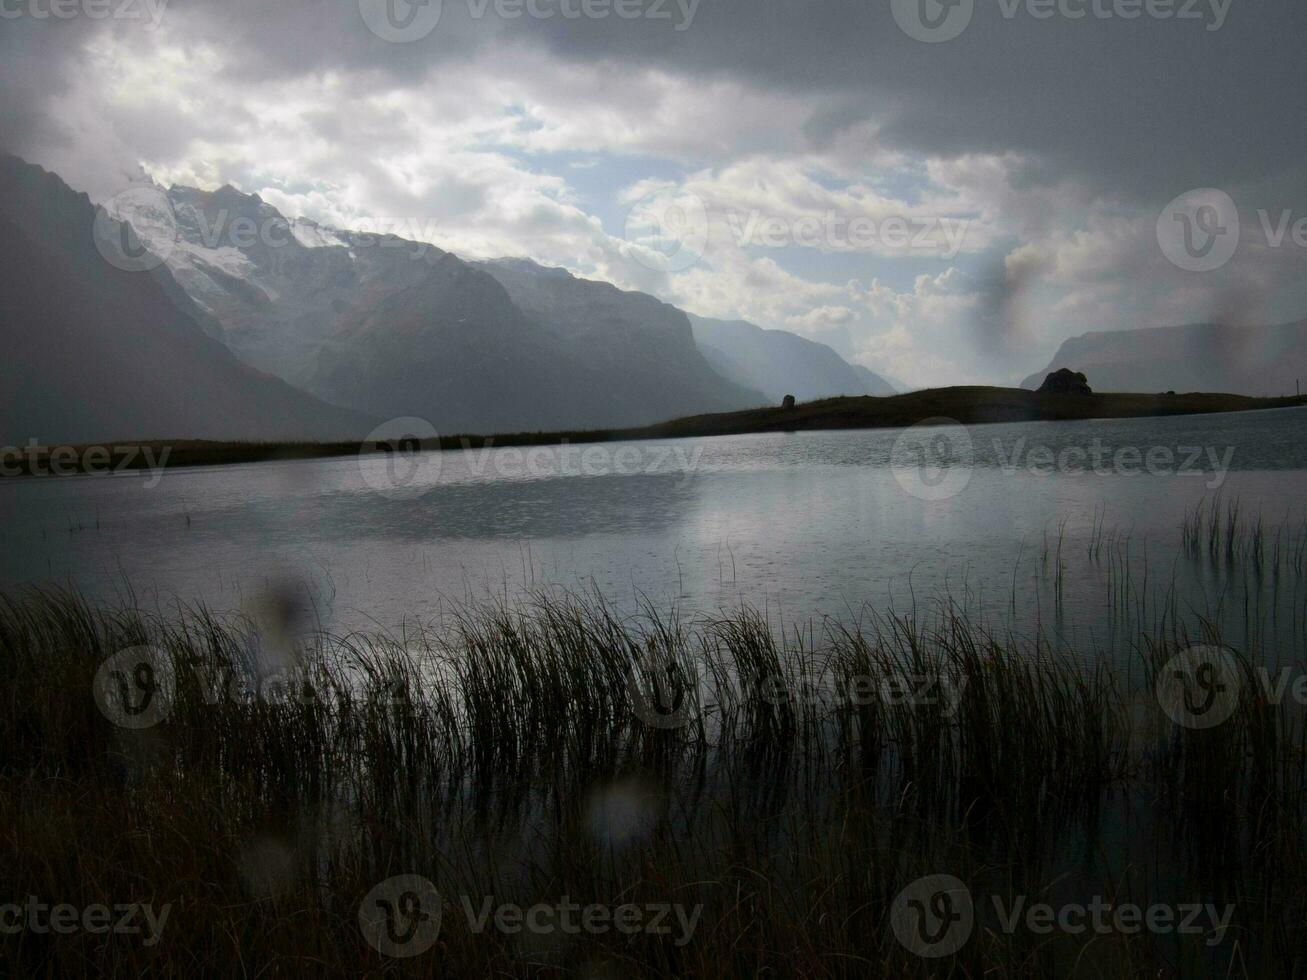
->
[474,258,765,426]
[11,162,895,441]
[1021,323,1307,396]
[0,157,902,444]
[116,181,782,432]
[8,152,1305,449]
[689,316,896,402]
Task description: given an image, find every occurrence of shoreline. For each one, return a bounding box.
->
[4,386,1304,478]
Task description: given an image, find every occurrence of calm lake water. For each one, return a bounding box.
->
[4,407,1306,659]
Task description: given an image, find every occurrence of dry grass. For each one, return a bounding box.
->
[2,583,1305,977]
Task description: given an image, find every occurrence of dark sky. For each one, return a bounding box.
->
[3,0,1305,383]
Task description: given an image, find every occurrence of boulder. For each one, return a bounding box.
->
[1037,369,1092,396]
[781,394,796,409]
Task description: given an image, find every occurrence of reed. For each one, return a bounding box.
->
[1,580,1304,977]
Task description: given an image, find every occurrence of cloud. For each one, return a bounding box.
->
[3,1,1306,384]
[785,305,855,334]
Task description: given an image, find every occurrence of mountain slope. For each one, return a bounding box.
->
[312,254,630,433]
[107,183,444,390]
[688,315,896,401]
[477,259,766,420]
[0,156,369,445]
[112,191,763,431]
[1021,322,1307,395]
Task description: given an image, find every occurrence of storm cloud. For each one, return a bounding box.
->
[3,0,1305,384]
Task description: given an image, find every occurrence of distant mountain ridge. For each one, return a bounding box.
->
[108,181,462,391]
[310,252,641,433]
[0,156,370,445]
[480,260,891,409]
[110,180,887,429]
[1022,322,1307,396]
[478,258,766,421]
[4,155,902,444]
[689,315,895,401]
[109,186,766,432]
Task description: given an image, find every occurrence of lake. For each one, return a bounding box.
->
[7,406,1307,977]
[3,406,1305,661]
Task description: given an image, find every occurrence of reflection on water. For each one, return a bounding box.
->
[5,407,1307,976]
[2,407,1305,660]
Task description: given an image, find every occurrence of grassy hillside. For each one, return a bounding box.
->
[637,386,1306,438]
[5,386,1303,477]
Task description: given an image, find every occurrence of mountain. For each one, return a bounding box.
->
[1020,322,1307,395]
[869,369,913,393]
[312,254,635,433]
[111,190,763,433]
[477,259,765,420]
[0,156,369,445]
[106,183,447,391]
[688,315,896,402]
